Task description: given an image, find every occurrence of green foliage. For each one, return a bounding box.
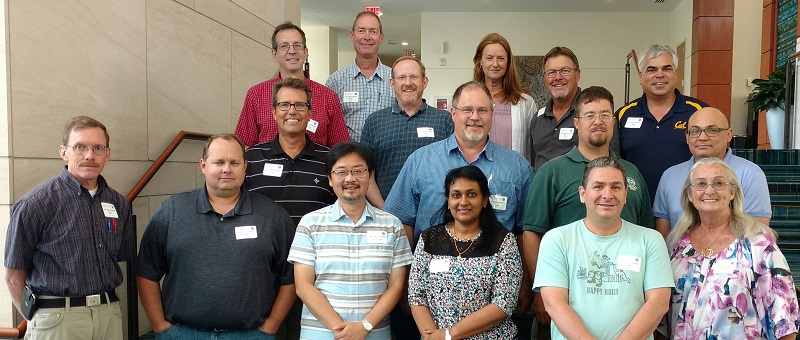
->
[749,69,786,111]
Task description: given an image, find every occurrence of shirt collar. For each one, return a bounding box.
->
[347,58,390,80]
[544,87,582,118]
[688,148,734,164]
[59,166,108,195]
[196,186,251,217]
[330,200,376,225]
[268,134,318,159]
[565,146,621,164]
[444,134,493,162]
[391,100,429,116]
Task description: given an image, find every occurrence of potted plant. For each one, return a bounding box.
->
[748,68,787,149]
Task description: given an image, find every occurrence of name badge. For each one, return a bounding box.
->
[430,258,451,273]
[624,117,643,129]
[343,91,359,103]
[417,127,435,138]
[617,255,641,272]
[558,128,574,140]
[306,119,319,133]
[367,230,387,244]
[262,163,283,177]
[713,260,737,274]
[235,226,258,240]
[489,194,507,211]
[101,202,119,218]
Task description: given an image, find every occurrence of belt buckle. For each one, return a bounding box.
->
[86,294,101,307]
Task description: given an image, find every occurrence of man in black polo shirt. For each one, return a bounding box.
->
[137,134,295,338]
[244,77,337,339]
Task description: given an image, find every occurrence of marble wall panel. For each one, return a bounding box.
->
[137,161,199,197]
[8,0,147,161]
[284,0,300,24]
[0,158,10,205]
[195,0,269,45]
[0,205,11,327]
[231,0,268,23]
[231,32,276,131]
[146,0,232,162]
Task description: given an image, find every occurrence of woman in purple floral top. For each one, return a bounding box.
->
[661,158,799,339]
[408,166,522,340]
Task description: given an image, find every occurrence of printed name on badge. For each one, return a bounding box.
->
[624,117,644,129]
[235,226,258,240]
[417,127,435,138]
[617,255,641,272]
[367,230,387,244]
[430,258,451,273]
[489,195,508,211]
[343,92,359,103]
[101,202,119,218]
[262,163,284,177]
[306,119,319,133]
[558,128,575,140]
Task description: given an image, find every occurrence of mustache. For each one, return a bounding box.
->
[79,161,100,167]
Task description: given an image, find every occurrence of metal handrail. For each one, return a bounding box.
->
[625,50,641,103]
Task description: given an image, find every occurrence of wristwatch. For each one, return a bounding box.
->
[445,328,452,340]
[361,320,373,333]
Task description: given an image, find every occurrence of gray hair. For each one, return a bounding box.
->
[638,43,679,73]
[581,156,626,188]
[667,157,776,249]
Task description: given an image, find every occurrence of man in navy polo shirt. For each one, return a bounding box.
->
[616,43,707,202]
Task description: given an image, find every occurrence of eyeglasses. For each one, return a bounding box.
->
[686,127,728,138]
[690,180,731,191]
[453,106,492,116]
[276,44,304,52]
[331,168,369,178]
[393,75,422,82]
[276,102,310,111]
[543,68,577,78]
[579,113,614,122]
[67,144,108,156]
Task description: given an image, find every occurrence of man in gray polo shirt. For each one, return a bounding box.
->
[137,134,295,339]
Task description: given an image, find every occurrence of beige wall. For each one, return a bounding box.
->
[0,0,298,336]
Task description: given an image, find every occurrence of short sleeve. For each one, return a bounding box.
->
[235,86,259,147]
[490,233,522,315]
[523,164,556,234]
[750,234,799,338]
[407,238,430,307]
[533,228,569,290]
[741,169,772,219]
[383,155,420,227]
[4,198,42,271]
[391,218,413,268]
[136,202,172,282]
[287,218,317,266]
[642,230,674,291]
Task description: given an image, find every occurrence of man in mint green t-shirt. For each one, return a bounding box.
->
[533,156,673,339]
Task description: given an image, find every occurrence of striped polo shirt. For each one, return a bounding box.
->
[288,201,412,340]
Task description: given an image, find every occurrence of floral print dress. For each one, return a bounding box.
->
[665,232,799,339]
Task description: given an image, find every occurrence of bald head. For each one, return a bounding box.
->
[686,107,732,160]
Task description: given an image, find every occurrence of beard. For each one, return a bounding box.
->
[588,134,608,147]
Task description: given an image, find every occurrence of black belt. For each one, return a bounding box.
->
[37,292,119,308]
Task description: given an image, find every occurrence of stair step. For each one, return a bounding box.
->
[732,149,800,165]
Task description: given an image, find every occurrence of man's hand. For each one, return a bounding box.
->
[516,286,533,315]
[332,321,368,340]
[152,320,173,334]
[258,317,280,335]
[533,292,551,324]
[421,329,447,340]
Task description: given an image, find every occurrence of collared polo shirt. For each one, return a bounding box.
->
[5,167,135,297]
[522,147,653,235]
[617,89,707,201]
[361,101,454,198]
[383,134,533,241]
[244,135,336,225]
[288,201,412,340]
[653,148,772,229]
[325,59,394,141]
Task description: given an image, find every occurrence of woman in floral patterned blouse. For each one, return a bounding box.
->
[408,166,522,340]
[661,157,799,339]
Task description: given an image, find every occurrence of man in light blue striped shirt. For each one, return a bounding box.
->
[288,142,412,340]
[325,11,394,142]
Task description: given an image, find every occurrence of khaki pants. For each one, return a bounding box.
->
[25,300,122,340]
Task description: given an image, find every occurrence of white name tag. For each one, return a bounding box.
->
[101,202,119,218]
[624,117,643,129]
[367,230,387,244]
[306,119,319,133]
[713,260,737,274]
[430,258,451,273]
[617,255,642,272]
[343,91,359,103]
[558,128,574,140]
[235,226,258,240]
[262,163,284,177]
[489,194,507,211]
[417,127,435,138]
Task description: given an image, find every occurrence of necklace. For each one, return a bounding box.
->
[449,225,478,259]
[698,228,726,257]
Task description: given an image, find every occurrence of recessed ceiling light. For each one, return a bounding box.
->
[401,42,409,46]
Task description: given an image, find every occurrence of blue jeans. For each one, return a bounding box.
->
[155,323,276,340]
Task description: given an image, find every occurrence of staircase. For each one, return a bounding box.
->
[733,149,800,283]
